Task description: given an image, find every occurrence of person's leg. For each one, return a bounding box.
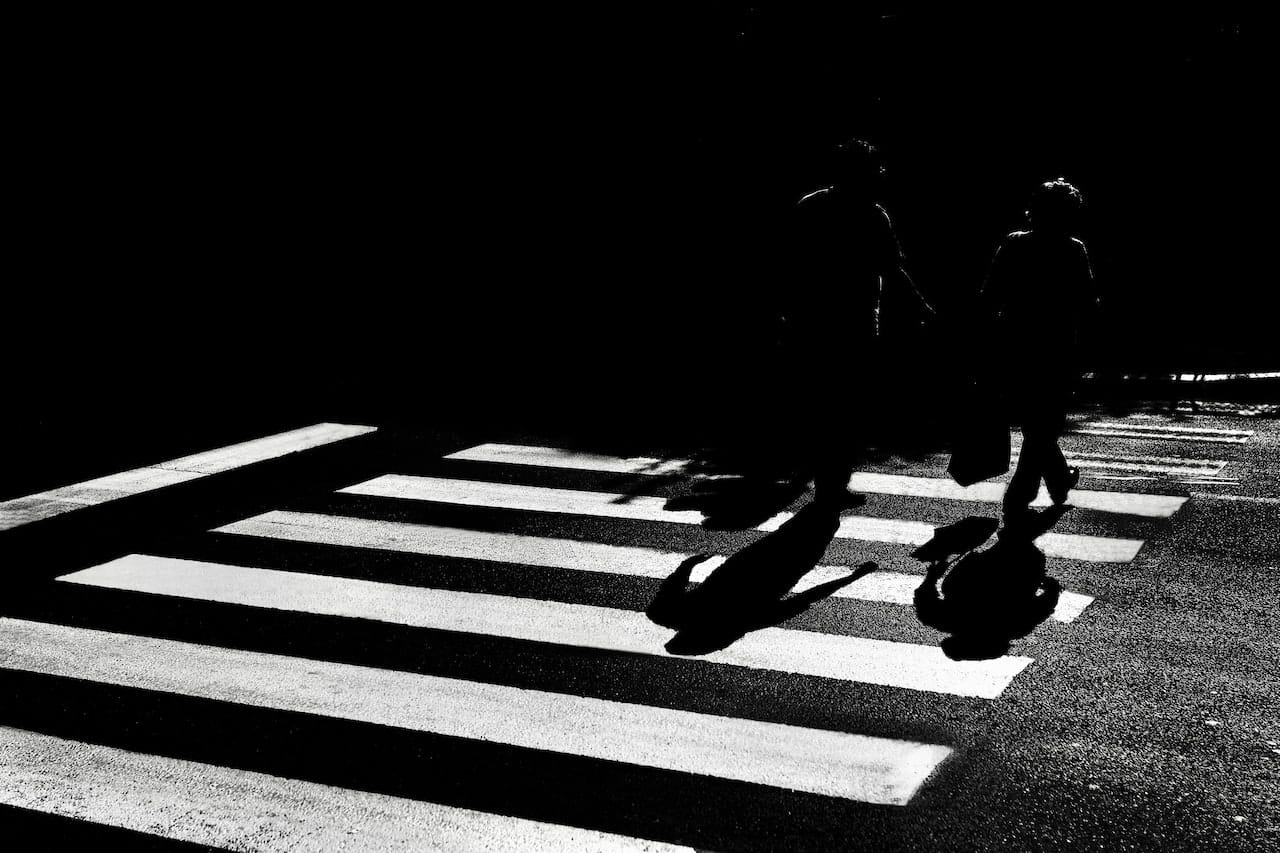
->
[1037,403,1078,504]
[809,340,867,506]
[1003,425,1043,513]
[812,417,862,506]
[1031,366,1077,503]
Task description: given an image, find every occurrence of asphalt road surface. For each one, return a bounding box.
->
[1,403,1276,851]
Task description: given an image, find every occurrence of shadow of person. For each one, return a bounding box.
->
[663,475,809,529]
[646,501,876,655]
[913,506,1070,661]
[663,446,808,529]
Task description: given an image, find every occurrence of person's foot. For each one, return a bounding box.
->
[1048,467,1081,506]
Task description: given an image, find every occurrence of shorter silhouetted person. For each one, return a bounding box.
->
[982,179,1098,519]
[784,139,934,506]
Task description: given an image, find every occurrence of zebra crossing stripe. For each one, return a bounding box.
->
[1093,421,1253,436]
[1012,448,1226,478]
[445,444,1188,516]
[447,443,695,476]
[0,725,691,851]
[339,476,1145,564]
[0,423,377,531]
[1073,429,1249,445]
[844,473,1184,518]
[0,617,954,805]
[213,510,1094,623]
[58,555,1033,698]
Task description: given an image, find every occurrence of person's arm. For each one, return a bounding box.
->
[979,239,1010,322]
[877,207,936,332]
[1072,238,1101,348]
[1076,238,1100,314]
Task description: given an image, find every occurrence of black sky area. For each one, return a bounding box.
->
[13,6,1270,429]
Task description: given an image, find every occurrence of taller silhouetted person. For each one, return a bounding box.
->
[982,178,1098,519]
[785,139,933,507]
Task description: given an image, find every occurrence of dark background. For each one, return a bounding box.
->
[9,6,1271,448]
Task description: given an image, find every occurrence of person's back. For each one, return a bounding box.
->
[789,186,900,349]
[983,179,1096,369]
[985,229,1095,361]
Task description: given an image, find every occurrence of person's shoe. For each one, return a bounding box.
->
[1048,467,1081,506]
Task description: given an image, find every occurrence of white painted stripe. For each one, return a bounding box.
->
[340,476,1145,564]
[1074,429,1249,445]
[0,423,377,532]
[449,442,1194,511]
[1190,492,1280,505]
[844,473,1184,518]
[1030,452,1226,478]
[1091,475,1157,482]
[1067,460,1222,477]
[157,422,379,474]
[1178,371,1280,381]
[0,618,953,804]
[215,511,1095,623]
[1087,422,1253,436]
[0,725,688,852]
[447,443,694,476]
[59,555,1032,698]
[1177,402,1279,417]
[341,474,711,524]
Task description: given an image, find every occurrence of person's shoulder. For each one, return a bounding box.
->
[1070,236,1089,252]
[796,186,834,208]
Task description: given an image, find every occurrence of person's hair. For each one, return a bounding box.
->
[831,137,886,187]
[1028,178,1084,233]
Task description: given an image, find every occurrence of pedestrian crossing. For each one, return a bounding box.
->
[0,428,1215,849]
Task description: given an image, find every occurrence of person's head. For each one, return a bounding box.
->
[830,137,885,197]
[1026,178,1084,236]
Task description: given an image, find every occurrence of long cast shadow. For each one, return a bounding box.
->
[646,501,876,655]
[913,507,1069,660]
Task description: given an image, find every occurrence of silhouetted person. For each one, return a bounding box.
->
[646,501,876,654]
[982,179,1098,519]
[914,512,1065,660]
[784,139,934,506]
